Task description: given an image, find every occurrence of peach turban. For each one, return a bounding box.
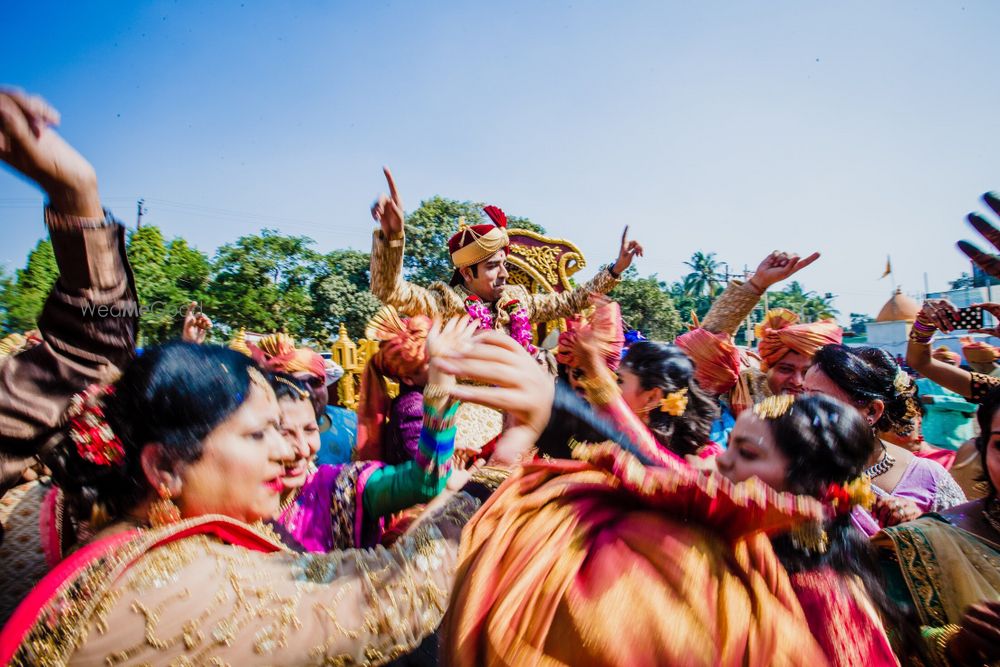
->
[931,345,962,366]
[675,328,753,413]
[755,309,843,371]
[556,298,625,372]
[247,332,326,381]
[960,336,998,364]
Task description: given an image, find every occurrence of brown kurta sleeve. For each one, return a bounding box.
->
[700,280,764,336]
[0,208,137,495]
[523,267,620,324]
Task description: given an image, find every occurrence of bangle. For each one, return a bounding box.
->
[579,375,621,407]
[607,263,621,279]
[747,277,765,295]
[925,624,962,666]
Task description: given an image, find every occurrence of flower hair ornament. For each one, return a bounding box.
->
[659,388,689,416]
[893,368,912,394]
[67,384,125,466]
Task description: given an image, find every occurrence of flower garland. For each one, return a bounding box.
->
[67,384,125,466]
[464,295,536,354]
[464,295,494,331]
[503,299,537,354]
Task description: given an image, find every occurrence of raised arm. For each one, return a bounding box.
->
[369,167,446,317]
[701,250,820,335]
[906,300,978,398]
[523,226,642,323]
[0,89,137,494]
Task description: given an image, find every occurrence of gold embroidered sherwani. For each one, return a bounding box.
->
[370,230,621,449]
[369,230,620,335]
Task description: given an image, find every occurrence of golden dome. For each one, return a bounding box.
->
[875,289,919,323]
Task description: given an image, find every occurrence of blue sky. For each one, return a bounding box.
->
[2,1,999,322]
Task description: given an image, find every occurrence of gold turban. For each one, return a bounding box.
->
[959,336,998,364]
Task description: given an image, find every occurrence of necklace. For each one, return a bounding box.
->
[864,446,896,479]
[278,487,300,516]
[984,497,1000,536]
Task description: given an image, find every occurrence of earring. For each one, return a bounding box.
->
[148,483,181,528]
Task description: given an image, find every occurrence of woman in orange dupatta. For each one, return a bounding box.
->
[0,342,478,666]
[437,332,921,666]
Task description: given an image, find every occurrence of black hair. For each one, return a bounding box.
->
[620,341,718,457]
[762,394,923,661]
[810,344,919,435]
[270,372,311,403]
[975,387,1000,501]
[45,342,260,527]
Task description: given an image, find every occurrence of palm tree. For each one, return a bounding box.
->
[682,251,721,297]
[803,292,839,321]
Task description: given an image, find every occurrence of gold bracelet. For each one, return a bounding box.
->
[927,624,962,666]
[579,375,621,407]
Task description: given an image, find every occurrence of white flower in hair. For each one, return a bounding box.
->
[893,369,912,393]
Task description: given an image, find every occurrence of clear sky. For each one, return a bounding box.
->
[2,1,998,322]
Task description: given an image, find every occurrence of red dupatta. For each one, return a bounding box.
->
[0,515,286,666]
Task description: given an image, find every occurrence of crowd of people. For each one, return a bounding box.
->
[0,87,997,666]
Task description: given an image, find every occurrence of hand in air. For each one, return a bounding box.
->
[435,331,555,465]
[611,226,644,276]
[371,166,405,238]
[749,250,821,292]
[916,299,959,333]
[0,88,101,217]
[958,192,1000,282]
[426,315,480,388]
[181,302,212,344]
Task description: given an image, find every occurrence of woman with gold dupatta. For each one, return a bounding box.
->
[0,342,478,666]
[874,388,1000,666]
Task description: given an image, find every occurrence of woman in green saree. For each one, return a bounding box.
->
[875,386,1000,666]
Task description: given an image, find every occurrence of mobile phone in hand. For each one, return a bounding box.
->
[952,305,985,330]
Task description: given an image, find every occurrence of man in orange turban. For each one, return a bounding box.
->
[755,308,843,395]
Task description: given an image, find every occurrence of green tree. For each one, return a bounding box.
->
[2,238,58,333]
[769,281,839,322]
[682,251,722,298]
[848,312,871,337]
[310,249,381,341]
[609,267,683,341]
[126,227,212,344]
[207,229,320,340]
[404,197,545,285]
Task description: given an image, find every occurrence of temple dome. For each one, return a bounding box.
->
[875,288,919,323]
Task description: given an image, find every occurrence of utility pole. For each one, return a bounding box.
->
[136,198,147,228]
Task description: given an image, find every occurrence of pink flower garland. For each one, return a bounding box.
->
[464,295,536,354]
[503,299,537,355]
[464,295,494,331]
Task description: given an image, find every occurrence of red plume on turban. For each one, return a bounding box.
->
[482,205,508,228]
